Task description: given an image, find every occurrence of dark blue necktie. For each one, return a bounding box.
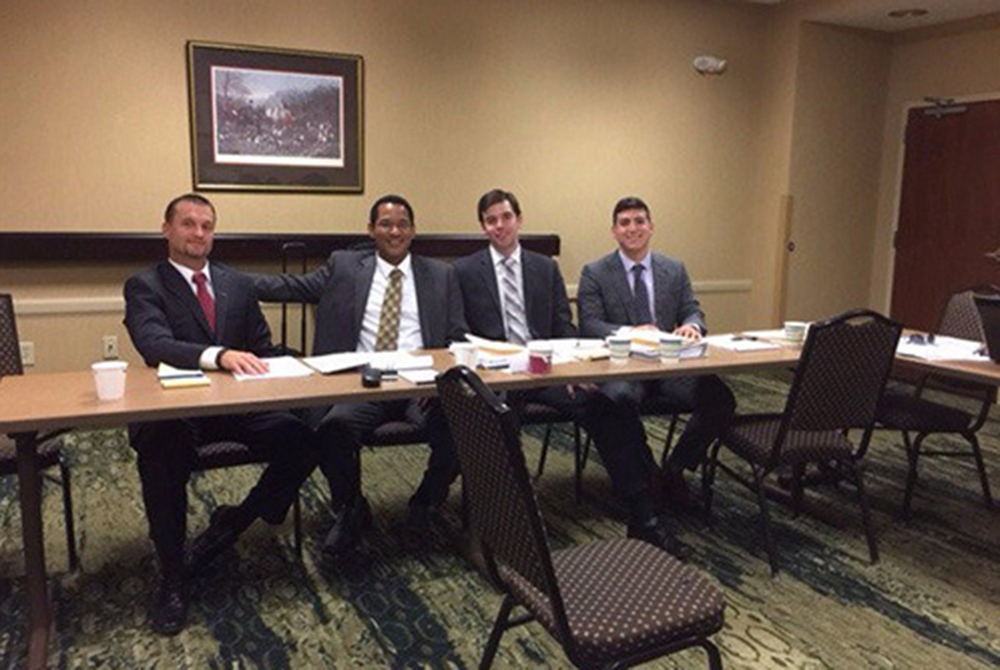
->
[632,265,652,325]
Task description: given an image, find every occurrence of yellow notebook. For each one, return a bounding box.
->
[157,363,211,389]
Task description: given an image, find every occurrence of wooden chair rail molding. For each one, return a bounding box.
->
[0,232,560,263]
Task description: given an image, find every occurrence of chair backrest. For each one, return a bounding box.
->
[782,309,902,435]
[0,294,24,377]
[938,285,1000,341]
[436,366,569,632]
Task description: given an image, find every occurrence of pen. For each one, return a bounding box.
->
[733,334,759,342]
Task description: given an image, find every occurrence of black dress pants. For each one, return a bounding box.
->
[128,411,316,577]
[312,398,458,509]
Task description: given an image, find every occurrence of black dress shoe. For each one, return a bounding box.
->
[322,497,372,557]
[627,516,690,560]
[188,505,245,575]
[404,502,440,535]
[151,575,188,636]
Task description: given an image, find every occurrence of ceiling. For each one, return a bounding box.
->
[736,0,1000,33]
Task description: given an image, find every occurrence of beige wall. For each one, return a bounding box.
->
[870,18,1000,313]
[4,0,997,373]
[1,0,771,372]
[784,23,890,321]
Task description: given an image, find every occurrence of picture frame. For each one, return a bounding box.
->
[187,41,364,193]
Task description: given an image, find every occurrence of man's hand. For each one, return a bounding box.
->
[567,383,598,399]
[674,324,702,341]
[219,350,270,375]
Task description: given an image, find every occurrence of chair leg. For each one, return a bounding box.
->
[901,432,923,519]
[701,440,721,520]
[57,457,79,572]
[702,639,723,670]
[535,424,554,479]
[966,433,994,509]
[292,494,303,558]
[790,463,805,518]
[849,460,879,564]
[480,595,515,670]
[574,434,592,504]
[659,413,680,469]
[751,467,780,577]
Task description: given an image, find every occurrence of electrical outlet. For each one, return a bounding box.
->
[102,335,119,360]
[20,341,35,366]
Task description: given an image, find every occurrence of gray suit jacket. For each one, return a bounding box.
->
[454,248,576,341]
[577,250,705,338]
[252,249,467,355]
[124,261,276,369]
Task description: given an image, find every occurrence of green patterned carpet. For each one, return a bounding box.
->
[2,372,999,668]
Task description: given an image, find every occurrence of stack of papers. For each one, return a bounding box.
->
[157,363,210,389]
[233,356,314,381]
[896,335,985,362]
[302,351,434,375]
[706,334,782,352]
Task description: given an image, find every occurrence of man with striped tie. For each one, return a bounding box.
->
[252,195,468,558]
[454,190,682,556]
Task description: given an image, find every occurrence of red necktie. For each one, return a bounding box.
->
[192,272,216,332]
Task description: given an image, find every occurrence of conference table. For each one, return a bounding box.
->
[3,339,997,668]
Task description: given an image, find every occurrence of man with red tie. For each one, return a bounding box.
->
[124,193,316,635]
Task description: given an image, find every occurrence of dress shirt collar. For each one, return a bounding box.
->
[490,244,522,268]
[169,258,213,296]
[375,252,412,279]
[617,250,651,276]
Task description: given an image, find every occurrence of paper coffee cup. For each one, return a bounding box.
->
[452,342,477,368]
[606,336,631,362]
[527,341,553,374]
[784,321,809,343]
[92,360,128,400]
[660,334,684,362]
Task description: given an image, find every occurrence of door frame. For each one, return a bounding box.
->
[882,92,1000,316]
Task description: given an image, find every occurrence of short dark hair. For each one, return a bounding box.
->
[477,189,521,223]
[369,194,415,226]
[612,196,650,224]
[164,193,215,223]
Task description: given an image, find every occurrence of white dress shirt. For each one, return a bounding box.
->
[490,244,525,340]
[357,253,424,352]
[168,258,224,370]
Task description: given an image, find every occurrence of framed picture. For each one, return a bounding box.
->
[187,41,364,193]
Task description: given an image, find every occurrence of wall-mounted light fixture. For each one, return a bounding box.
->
[692,55,727,76]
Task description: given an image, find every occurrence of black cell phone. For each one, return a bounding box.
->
[361,366,382,388]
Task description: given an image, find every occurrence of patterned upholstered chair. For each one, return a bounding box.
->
[702,310,902,576]
[437,366,725,669]
[0,293,79,571]
[876,287,997,517]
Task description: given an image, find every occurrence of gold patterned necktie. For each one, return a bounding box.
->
[375,268,403,351]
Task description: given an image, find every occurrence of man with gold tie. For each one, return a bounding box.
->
[253,195,468,558]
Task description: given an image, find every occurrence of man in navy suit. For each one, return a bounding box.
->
[125,193,316,635]
[454,189,677,553]
[253,194,468,558]
[578,196,736,511]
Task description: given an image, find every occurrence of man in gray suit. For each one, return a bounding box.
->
[455,189,679,554]
[578,196,735,510]
[253,195,467,558]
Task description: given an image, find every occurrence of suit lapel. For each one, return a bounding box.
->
[606,254,638,325]
[354,254,376,341]
[478,250,502,315]
[651,255,674,330]
[210,264,230,340]
[412,255,433,344]
[159,262,215,341]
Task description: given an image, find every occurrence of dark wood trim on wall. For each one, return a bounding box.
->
[0,232,560,263]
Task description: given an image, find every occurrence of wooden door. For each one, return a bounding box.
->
[890,99,1000,331]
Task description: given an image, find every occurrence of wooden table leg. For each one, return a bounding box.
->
[15,432,50,670]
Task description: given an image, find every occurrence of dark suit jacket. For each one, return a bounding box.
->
[454,248,576,341]
[577,250,705,339]
[252,249,467,355]
[125,261,278,369]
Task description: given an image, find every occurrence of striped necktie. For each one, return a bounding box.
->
[375,268,403,351]
[502,256,529,344]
